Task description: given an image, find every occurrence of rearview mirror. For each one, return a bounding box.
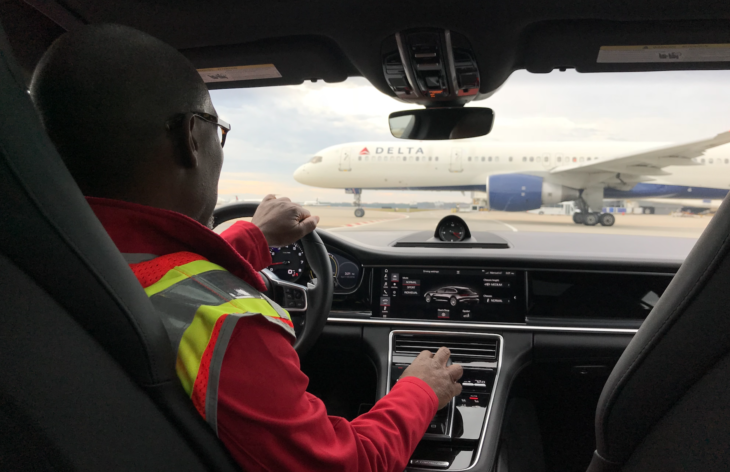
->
[389,107,494,140]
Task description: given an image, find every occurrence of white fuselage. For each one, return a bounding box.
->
[293,141,730,192]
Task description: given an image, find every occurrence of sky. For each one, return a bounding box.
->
[211,69,730,204]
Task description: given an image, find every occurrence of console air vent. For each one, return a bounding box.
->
[394,333,498,361]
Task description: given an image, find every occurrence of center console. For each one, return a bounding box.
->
[389,331,502,470]
[368,266,671,470]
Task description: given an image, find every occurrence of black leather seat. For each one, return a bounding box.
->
[588,200,730,469]
[0,25,239,471]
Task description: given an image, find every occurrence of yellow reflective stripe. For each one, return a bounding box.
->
[175,299,292,396]
[144,260,226,297]
[176,303,228,395]
[226,297,291,321]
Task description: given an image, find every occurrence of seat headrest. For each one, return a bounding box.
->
[0,24,175,387]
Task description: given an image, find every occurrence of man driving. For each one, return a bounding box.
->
[30,24,463,472]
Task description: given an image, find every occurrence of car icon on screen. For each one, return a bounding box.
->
[424,286,479,306]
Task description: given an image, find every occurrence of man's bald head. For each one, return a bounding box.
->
[31,24,224,224]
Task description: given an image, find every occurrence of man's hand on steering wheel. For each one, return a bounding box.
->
[252,194,320,247]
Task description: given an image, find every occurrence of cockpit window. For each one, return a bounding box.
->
[310,156,323,164]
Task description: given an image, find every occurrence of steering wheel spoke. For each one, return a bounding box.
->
[260,268,308,312]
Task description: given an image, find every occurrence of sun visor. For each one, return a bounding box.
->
[181,35,358,90]
[521,20,730,74]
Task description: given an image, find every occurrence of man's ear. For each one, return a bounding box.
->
[177,112,199,169]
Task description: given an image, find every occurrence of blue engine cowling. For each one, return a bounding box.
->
[487,174,545,212]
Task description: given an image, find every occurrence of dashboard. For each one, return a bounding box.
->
[264,213,691,329]
[273,215,691,472]
[373,267,673,326]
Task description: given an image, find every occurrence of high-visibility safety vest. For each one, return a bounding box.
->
[123,251,295,434]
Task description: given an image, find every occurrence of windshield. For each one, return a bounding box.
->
[211,70,729,245]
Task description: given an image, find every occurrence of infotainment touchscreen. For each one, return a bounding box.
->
[373,268,526,323]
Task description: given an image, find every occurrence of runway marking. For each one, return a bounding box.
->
[492,220,519,232]
[329,215,410,231]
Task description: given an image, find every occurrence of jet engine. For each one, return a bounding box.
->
[486,174,580,211]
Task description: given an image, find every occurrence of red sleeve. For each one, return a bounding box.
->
[217,316,438,472]
[219,221,272,271]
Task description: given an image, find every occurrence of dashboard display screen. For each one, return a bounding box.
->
[528,271,673,321]
[373,268,526,323]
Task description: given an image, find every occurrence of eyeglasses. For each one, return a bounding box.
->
[166,112,231,148]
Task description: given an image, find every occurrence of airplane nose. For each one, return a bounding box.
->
[293,164,308,184]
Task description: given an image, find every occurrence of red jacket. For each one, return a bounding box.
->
[88,197,438,472]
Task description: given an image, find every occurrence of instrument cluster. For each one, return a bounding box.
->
[268,243,362,293]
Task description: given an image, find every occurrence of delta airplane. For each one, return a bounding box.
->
[293,131,730,226]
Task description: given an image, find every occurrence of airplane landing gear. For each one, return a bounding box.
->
[583,212,599,226]
[599,213,615,226]
[353,191,365,218]
[572,197,612,226]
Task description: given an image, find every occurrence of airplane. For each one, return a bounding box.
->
[293,131,730,226]
[303,197,324,206]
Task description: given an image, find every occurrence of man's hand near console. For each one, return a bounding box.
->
[402,347,464,409]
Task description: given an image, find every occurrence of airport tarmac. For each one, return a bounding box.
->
[310,207,711,239]
[214,206,712,239]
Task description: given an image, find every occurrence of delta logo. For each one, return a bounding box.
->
[356,146,425,155]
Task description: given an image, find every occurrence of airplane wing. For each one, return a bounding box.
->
[550,131,730,182]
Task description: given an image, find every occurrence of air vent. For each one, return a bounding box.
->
[394,333,498,361]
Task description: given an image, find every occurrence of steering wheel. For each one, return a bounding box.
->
[212,202,333,355]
